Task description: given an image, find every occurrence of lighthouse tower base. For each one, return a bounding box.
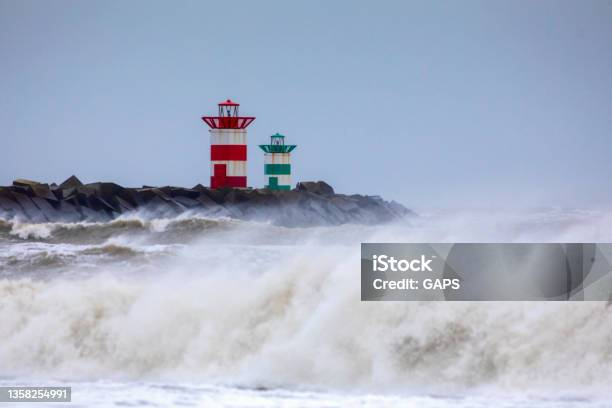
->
[210,129,247,189]
[264,153,291,190]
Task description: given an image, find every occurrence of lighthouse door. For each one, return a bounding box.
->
[213,164,227,188]
[268,177,278,188]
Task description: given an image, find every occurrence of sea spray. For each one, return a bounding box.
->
[0,209,611,398]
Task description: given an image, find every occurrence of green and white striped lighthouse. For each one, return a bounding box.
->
[259,133,297,190]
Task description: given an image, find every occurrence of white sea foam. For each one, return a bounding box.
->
[9,220,55,239]
[1,209,612,403]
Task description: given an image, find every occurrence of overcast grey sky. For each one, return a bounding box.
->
[1,0,611,209]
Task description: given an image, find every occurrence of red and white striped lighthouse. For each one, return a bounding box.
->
[201,99,255,189]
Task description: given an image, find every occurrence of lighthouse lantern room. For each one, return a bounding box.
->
[259,133,297,190]
[202,99,255,189]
